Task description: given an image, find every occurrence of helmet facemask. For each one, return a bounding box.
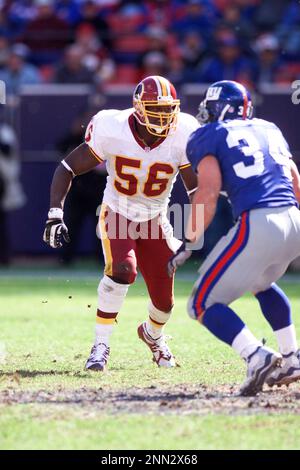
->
[196,99,211,124]
[134,99,180,136]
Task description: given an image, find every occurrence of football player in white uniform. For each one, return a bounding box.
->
[43,75,199,371]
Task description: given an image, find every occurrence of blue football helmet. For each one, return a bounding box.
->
[197,80,253,125]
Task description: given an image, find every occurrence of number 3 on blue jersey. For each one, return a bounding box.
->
[226,125,292,180]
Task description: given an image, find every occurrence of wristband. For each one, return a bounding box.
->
[61,159,76,177]
[48,208,64,220]
[187,187,197,196]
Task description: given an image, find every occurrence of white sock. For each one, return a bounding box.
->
[95,323,114,346]
[275,324,298,356]
[98,275,129,312]
[145,319,164,340]
[145,301,172,339]
[231,327,262,360]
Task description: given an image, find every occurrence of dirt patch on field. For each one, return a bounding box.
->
[0,384,300,415]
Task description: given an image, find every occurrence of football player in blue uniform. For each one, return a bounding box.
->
[168,80,300,396]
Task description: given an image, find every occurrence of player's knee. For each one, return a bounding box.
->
[157,302,174,314]
[151,297,174,313]
[187,291,209,321]
[187,299,202,320]
[187,282,223,321]
[187,295,196,319]
[187,288,202,320]
[113,258,137,284]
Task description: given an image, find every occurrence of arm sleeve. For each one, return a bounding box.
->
[84,114,106,163]
[179,152,192,170]
[186,124,218,173]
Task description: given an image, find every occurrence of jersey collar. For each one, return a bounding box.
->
[128,113,167,151]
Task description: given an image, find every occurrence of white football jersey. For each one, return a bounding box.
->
[85,108,199,221]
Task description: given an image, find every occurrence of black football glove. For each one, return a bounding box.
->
[43,208,70,248]
[167,239,192,277]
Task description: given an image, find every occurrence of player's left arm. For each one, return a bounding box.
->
[168,155,222,276]
[185,155,222,242]
[290,159,300,203]
[179,165,198,201]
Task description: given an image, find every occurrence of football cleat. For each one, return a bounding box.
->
[85,342,110,372]
[240,346,282,396]
[266,350,300,387]
[137,322,177,367]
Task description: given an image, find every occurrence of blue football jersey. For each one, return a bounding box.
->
[187,118,297,219]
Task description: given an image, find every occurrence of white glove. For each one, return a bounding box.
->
[167,240,192,277]
[43,208,70,249]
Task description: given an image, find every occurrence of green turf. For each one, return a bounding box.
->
[0,271,299,449]
[0,407,299,450]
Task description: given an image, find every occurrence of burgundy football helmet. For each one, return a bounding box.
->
[133,75,180,137]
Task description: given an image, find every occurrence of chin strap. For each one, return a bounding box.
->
[218,104,231,122]
[150,127,165,134]
[187,187,197,197]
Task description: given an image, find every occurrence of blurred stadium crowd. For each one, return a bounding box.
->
[0,0,300,268]
[0,0,300,95]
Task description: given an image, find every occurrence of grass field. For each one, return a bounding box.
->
[0,266,300,450]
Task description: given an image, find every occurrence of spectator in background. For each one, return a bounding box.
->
[0,36,10,69]
[53,44,95,85]
[214,0,258,15]
[180,30,206,69]
[172,0,218,42]
[0,7,17,39]
[0,43,41,95]
[198,34,255,85]
[0,112,26,265]
[137,25,168,71]
[213,23,235,43]
[254,0,287,33]
[216,4,255,45]
[140,51,168,80]
[144,0,177,30]
[21,0,71,65]
[253,34,284,86]
[179,30,206,81]
[8,0,37,38]
[75,23,101,61]
[167,53,186,89]
[277,0,300,60]
[55,0,81,26]
[108,1,148,65]
[76,0,111,50]
[74,23,115,86]
[57,109,106,265]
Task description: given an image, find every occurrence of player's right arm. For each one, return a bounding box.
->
[44,142,102,248]
[290,159,300,203]
[50,143,101,208]
[44,110,107,248]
